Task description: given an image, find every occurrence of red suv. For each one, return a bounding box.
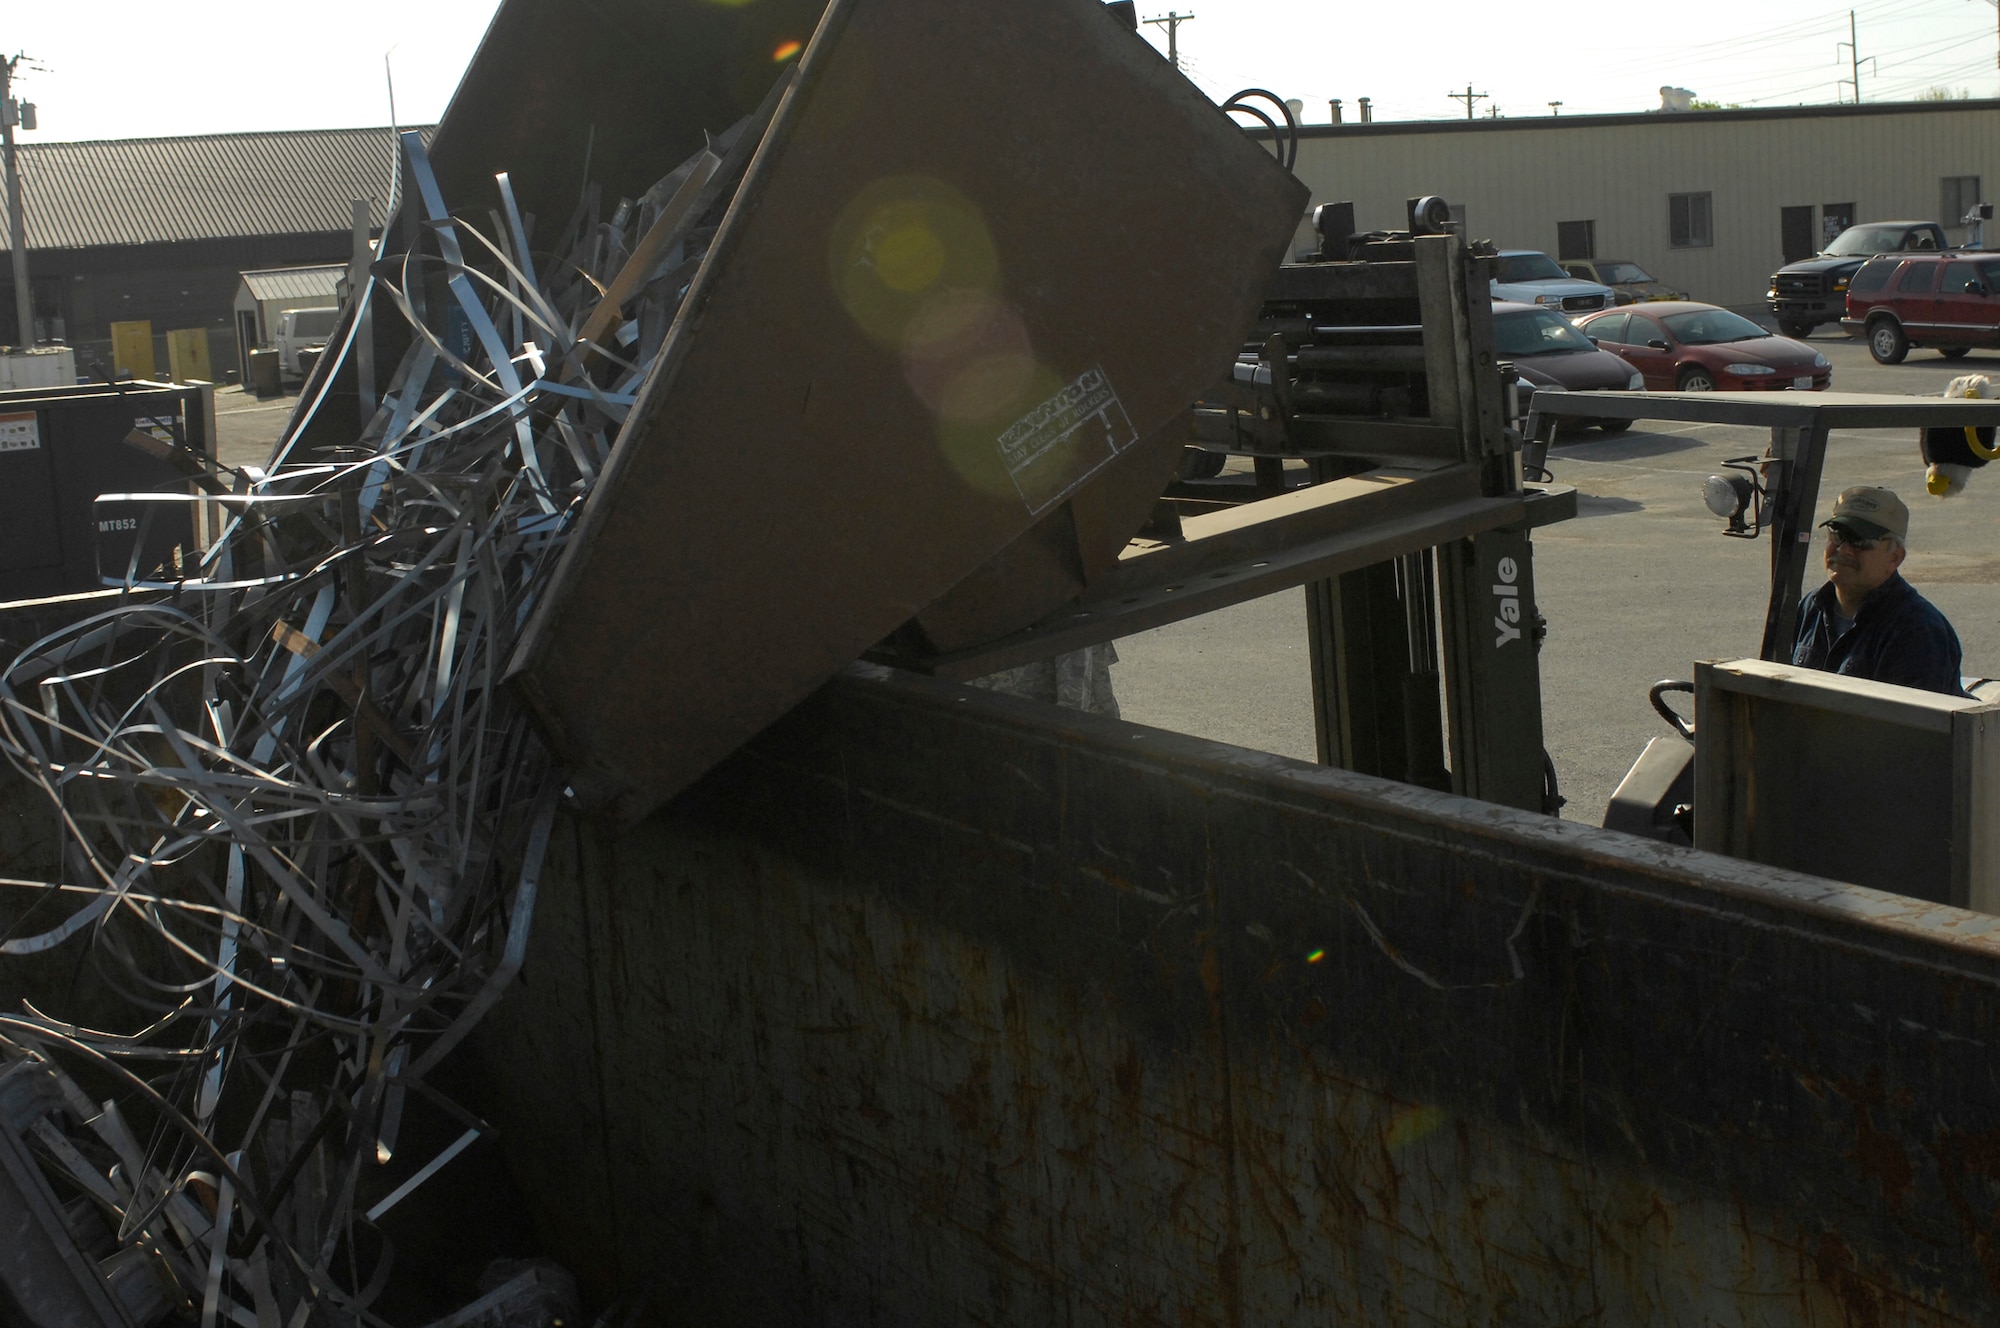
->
[1843,251,2000,364]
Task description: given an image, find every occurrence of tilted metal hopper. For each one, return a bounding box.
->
[503,0,1307,819]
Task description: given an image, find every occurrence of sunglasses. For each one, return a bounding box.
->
[1824,525,1888,551]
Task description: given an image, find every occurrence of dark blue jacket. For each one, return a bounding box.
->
[1791,572,1964,696]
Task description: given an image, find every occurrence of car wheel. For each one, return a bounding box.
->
[1676,366,1716,392]
[1941,346,1971,360]
[1597,418,1634,433]
[1177,447,1226,480]
[1868,319,1909,365]
[1778,319,1814,339]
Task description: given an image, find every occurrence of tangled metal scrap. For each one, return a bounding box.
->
[0,103,769,1324]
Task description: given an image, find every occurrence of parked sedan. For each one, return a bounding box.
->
[1573,302,1831,392]
[1558,258,1688,305]
[1492,301,1645,430]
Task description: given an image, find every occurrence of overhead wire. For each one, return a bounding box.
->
[1273,0,1979,119]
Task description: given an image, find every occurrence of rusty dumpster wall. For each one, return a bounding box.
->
[477,666,2000,1325]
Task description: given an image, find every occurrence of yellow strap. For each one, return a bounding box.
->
[1961,383,2000,459]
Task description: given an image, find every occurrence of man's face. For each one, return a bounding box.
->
[1823,523,1904,597]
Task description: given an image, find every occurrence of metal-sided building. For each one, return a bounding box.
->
[1287,99,1998,310]
[0,127,415,375]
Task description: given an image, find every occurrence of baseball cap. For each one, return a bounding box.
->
[1823,486,1909,542]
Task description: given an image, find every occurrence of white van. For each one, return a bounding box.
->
[271,306,340,380]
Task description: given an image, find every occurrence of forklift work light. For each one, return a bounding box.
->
[1702,474,1748,520]
[1702,456,1766,538]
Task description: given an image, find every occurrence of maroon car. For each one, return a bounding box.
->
[1492,301,1645,430]
[1574,302,1831,392]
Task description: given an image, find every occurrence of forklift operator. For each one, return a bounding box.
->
[1790,486,1965,696]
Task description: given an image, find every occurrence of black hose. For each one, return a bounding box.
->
[1222,88,1299,172]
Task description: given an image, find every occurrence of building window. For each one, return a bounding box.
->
[1944,176,1982,225]
[1556,220,1595,261]
[1669,193,1712,248]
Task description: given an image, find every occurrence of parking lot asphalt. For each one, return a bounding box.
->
[1113,332,2000,826]
[210,383,309,473]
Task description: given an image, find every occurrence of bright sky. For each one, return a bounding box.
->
[6,0,1997,143]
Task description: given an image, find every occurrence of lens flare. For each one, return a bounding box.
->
[829,176,999,346]
[829,176,1055,497]
[876,222,947,293]
[901,289,1034,422]
[773,39,803,62]
[1305,948,1326,964]
[1385,1104,1445,1153]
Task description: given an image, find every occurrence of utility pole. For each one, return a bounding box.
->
[1836,11,1875,104]
[1448,84,1489,121]
[1,52,34,348]
[1548,101,1563,116]
[1143,11,1194,70]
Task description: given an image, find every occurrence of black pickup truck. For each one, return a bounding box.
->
[1766,220,1951,337]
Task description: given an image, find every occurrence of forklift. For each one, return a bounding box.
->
[1529,387,2000,909]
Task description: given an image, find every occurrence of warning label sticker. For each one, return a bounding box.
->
[996,367,1137,514]
[0,411,40,453]
[132,415,180,448]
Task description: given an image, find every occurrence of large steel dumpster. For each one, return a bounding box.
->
[475,666,2000,1324]
[0,381,212,600]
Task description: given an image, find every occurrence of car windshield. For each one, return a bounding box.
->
[1824,225,1925,257]
[1595,261,1653,284]
[1659,309,1769,345]
[1493,310,1594,356]
[1497,253,1568,283]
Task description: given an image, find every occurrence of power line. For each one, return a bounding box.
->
[1695,29,1964,100]
[1726,30,1982,104]
[1869,56,2000,100]
[1583,0,1906,75]
[1874,30,1996,70]
[1581,0,1946,83]
[1252,2,1982,123]
[1862,45,1991,93]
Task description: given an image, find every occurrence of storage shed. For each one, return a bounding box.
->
[231,263,343,385]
